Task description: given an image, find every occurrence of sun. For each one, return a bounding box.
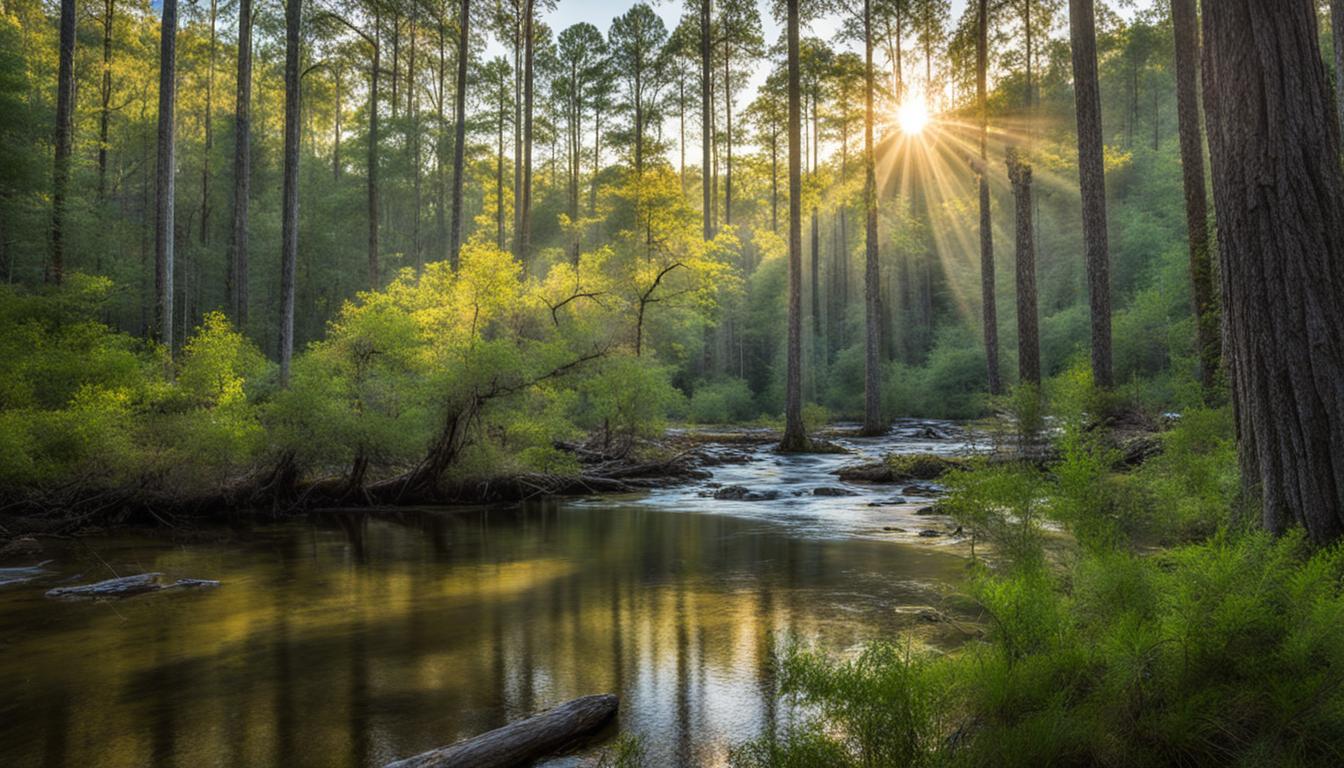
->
[897,98,931,135]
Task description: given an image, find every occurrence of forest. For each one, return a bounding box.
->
[2,0,1344,765]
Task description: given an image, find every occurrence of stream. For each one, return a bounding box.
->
[0,420,983,767]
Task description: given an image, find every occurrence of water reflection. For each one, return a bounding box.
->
[0,501,970,767]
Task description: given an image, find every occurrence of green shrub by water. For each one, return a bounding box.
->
[735,373,1344,768]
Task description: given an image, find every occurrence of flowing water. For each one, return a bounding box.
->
[0,421,983,767]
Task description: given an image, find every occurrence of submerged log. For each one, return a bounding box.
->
[384,693,619,768]
[45,573,220,600]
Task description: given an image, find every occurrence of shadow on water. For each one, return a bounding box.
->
[0,480,975,767]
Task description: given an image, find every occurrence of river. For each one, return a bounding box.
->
[0,421,981,767]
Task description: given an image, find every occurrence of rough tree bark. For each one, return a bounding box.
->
[228,0,252,326]
[1067,0,1113,388]
[383,695,618,768]
[861,0,883,436]
[1332,0,1344,149]
[1201,0,1344,543]
[1006,147,1039,386]
[448,0,469,268]
[977,0,1001,395]
[781,0,807,451]
[1170,0,1218,397]
[49,0,76,286]
[278,0,300,385]
[154,0,179,349]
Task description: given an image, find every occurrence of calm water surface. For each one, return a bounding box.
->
[0,424,979,767]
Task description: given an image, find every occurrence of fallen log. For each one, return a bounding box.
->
[384,693,619,768]
[45,573,221,600]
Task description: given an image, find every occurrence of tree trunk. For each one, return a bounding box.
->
[861,0,883,436]
[368,19,381,289]
[701,0,713,240]
[97,0,115,204]
[781,0,807,451]
[155,0,179,349]
[448,0,469,268]
[724,45,732,226]
[434,23,446,261]
[279,0,301,385]
[49,0,76,286]
[498,80,506,249]
[201,0,217,246]
[228,0,252,326]
[977,0,1001,395]
[1067,0,1113,388]
[1202,0,1344,543]
[519,0,535,263]
[1006,147,1039,386]
[383,695,618,768]
[1171,0,1218,397]
[810,87,820,340]
[334,66,342,181]
[1333,0,1344,152]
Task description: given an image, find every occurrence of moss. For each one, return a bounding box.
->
[884,453,967,480]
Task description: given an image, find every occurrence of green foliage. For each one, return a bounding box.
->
[1134,406,1240,542]
[576,356,685,450]
[732,641,950,768]
[942,462,1049,568]
[688,378,758,423]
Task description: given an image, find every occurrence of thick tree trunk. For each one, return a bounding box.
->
[1170,0,1218,397]
[781,0,807,451]
[977,0,1001,396]
[1202,0,1344,543]
[49,0,76,286]
[1333,0,1344,151]
[228,0,252,326]
[155,0,179,349]
[1067,0,1113,388]
[1006,147,1040,386]
[862,0,882,436]
[279,0,300,385]
[701,0,713,240]
[97,0,115,204]
[448,0,469,268]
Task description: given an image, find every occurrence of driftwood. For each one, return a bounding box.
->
[384,694,619,768]
[0,560,52,586]
[45,572,220,600]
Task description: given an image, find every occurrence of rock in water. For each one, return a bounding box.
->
[713,485,781,501]
[45,573,220,600]
[812,486,858,497]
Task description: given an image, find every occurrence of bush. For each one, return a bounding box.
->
[688,377,758,423]
[732,641,950,768]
